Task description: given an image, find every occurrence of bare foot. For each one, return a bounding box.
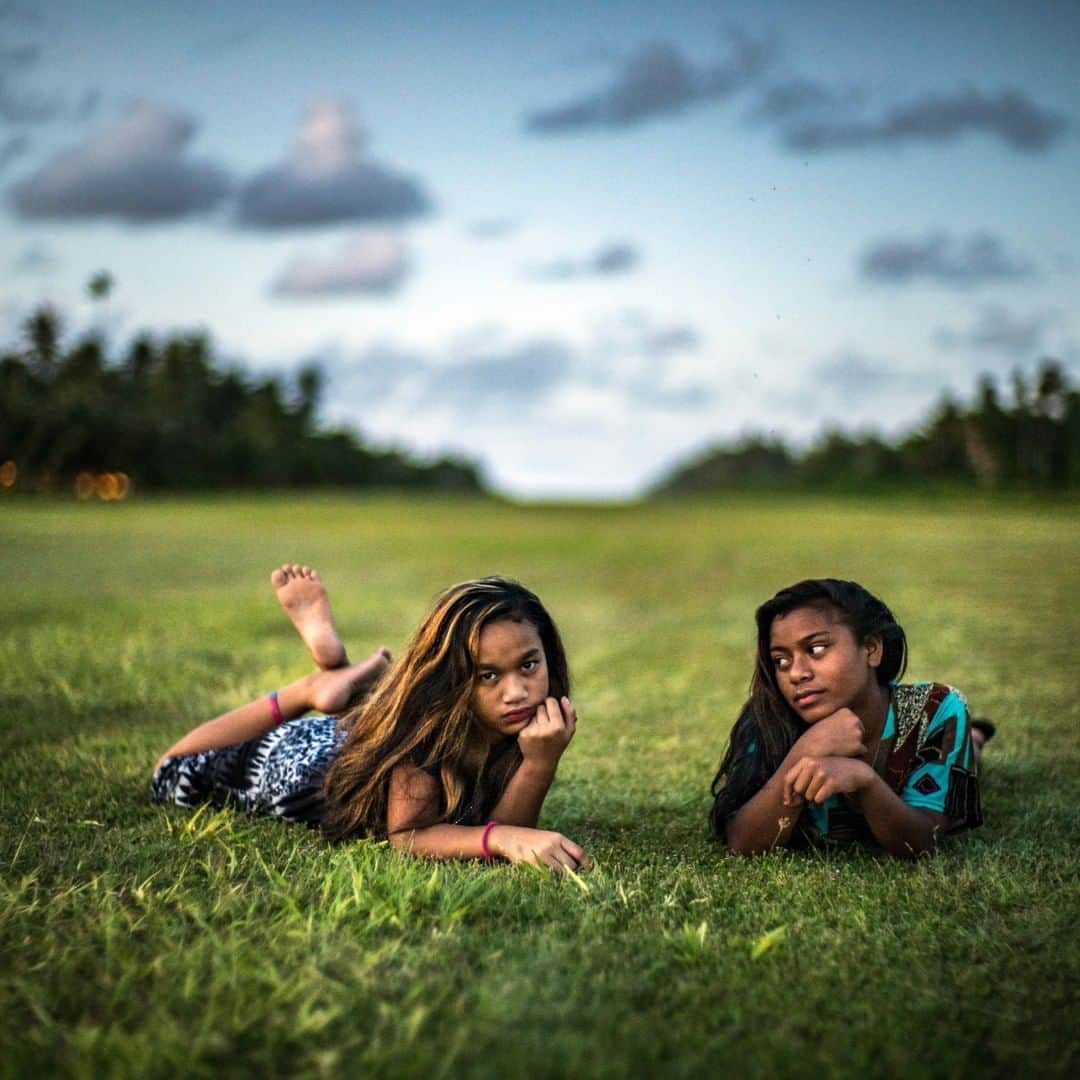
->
[309,648,392,714]
[271,564,348,669]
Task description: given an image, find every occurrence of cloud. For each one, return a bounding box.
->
[302,320,726,497]
[530,241,640,280]
[321,315,711,417]
[234,101,431,228]
[271,232,410,298]
[935,305,1059,358]
[859,231,1035,287]
[7,100,230,222]
[763,84,1067,154]
[525,29,774,134]
[592,242,638,274]
[594,310,702,361]
[325,337,573,413]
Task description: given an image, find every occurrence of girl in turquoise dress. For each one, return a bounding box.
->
[711,578,989,858]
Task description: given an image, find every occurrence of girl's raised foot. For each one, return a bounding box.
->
[309,648,392,715]
[271,564,348,669]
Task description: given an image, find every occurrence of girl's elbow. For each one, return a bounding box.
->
[387,829,415,852]
[722,822,770,857]
[883,835,938,860]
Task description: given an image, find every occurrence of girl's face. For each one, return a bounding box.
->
[470,617,550,743]
[768,604,883,723]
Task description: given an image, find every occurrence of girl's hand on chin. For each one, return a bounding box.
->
[783,755,875,806]
[487,824,590,872]
[518,696,577,767]
[795,707,867,759]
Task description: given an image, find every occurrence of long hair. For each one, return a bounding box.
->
[321,576,569,844]
[709,578,906,840]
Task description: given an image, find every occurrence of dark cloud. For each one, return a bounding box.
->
[234,101,430,229]
[859,231,1035,287]
[935,305,1058,358]
[271,232,410,298]
[592,242,638,275]
[774,86,1067,154]
[525,29,774,134]
[7,100,230,222]
[0,131,28,171]
[530,240,640,280]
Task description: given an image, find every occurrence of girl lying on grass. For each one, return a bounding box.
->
[153,566,588,871]
[711,578,992,859]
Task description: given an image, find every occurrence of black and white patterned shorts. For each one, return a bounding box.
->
[151,715,344,827]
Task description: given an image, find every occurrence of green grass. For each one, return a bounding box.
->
[1,493,1077,1079]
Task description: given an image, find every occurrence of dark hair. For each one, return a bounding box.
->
[709,578,906,841]
[321,576,569,843]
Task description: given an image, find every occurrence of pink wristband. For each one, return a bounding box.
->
[480,820,498,861]
[268,690,285,727]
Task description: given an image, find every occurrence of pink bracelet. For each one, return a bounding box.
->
[480,820,498,861]
[268,690,285,727]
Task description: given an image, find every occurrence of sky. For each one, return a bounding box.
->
[1,0,1078,497]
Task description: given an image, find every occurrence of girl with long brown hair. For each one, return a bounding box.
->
[153,565,587,871]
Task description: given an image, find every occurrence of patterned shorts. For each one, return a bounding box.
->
[151,715,344,827]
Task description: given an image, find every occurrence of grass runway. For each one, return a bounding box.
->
[1,494,1078,1078]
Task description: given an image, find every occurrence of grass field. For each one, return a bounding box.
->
[1,494,1078,1079]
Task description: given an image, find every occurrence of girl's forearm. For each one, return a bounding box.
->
[489,760,557,826]
[725,767,805,854]
[156,673,316,769]
[388,823,488,860]
[855,776,943,859]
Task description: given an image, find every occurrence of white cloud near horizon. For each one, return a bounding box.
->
[271,231,411,298]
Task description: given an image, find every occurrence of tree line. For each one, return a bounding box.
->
[653,359,1080,495]
[1,304,484,496]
